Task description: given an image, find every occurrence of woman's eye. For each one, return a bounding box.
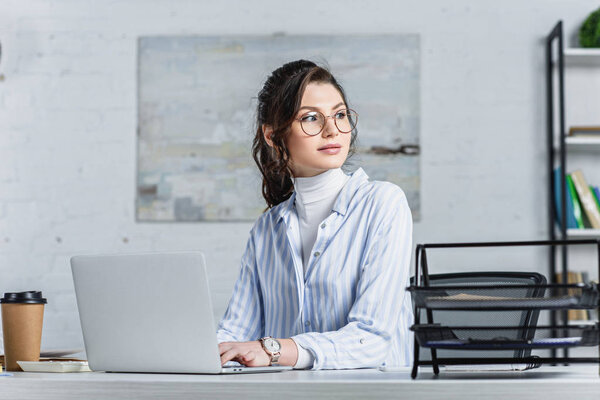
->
[335,110,347,119]
[301,114,318,122]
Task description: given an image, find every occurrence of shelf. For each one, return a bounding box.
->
[564,48,600,66]
[567,229,600,238]
[553,137,600,151]
[564,48,600,57]
[565,137,600,147]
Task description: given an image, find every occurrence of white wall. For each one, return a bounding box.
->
[0,0,598,350]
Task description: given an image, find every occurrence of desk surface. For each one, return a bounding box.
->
[2,365,599,400]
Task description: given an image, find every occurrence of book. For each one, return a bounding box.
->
[568,126,600,137]
[555,271,589,321]
[553,167,577,229]
[570,170,600,229]
[16,360,91,373]
[592,186,600,212]
[566,174,584,228]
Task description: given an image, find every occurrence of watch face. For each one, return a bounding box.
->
[264,338,281,352]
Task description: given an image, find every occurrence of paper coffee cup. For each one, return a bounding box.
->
[1,291,47,371]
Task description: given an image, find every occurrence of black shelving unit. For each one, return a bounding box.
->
[546,20,600,360]
[408,239,600,379]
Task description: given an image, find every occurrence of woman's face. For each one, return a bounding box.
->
[286,82,352,178]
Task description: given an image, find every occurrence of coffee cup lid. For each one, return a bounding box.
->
[0,291,47,304]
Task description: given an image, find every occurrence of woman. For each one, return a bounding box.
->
[217,60,413,370]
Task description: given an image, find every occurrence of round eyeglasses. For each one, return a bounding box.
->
[295,109,358,136]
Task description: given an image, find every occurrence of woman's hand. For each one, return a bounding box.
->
[219,341,271,367]
[219,339,299,367]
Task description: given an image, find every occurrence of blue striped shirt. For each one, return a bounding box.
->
[217,167,413,369]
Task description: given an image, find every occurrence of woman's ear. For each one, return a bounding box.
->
[262,124,274,147]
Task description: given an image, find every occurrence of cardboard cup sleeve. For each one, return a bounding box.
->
[1,291,46,372]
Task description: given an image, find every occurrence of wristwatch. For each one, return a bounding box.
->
[259,336,281,365]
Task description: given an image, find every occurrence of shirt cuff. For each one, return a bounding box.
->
[291,338,315,369]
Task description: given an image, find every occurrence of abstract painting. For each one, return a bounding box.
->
[137,35,420,221]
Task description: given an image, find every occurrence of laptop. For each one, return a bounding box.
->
[70,251,292,374]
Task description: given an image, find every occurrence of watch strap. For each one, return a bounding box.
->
[270,351,281,364]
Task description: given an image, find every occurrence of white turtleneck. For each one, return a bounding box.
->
[293,168,351,275]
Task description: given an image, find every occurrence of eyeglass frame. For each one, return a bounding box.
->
[294,108,359,136]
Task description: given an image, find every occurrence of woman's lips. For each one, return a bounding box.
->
[318,147,341,155]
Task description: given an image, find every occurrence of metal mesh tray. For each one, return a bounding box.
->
[407,283,599,310]
[411,323,600,350]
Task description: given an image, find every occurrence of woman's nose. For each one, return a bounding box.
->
[322,117,339,137]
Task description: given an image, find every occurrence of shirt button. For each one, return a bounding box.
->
[313,251,320,257]
[360,338,366,344]
[320,223,326,229]
[305,321,311,327]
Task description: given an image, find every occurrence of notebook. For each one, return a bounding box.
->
[70,252,291,374]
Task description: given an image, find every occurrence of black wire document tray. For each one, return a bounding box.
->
[411,323,600,350]
[407,283,599,310]
[408,239,600,379]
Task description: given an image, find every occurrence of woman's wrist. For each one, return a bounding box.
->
[276,338,299,366]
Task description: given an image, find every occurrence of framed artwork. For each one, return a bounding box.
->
[137,34,420,221]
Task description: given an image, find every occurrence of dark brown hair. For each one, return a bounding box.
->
[252,60,357,209]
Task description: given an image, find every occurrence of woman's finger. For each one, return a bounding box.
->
[218,342,234,355]
[220,348,243,365]
[241,350,256,364]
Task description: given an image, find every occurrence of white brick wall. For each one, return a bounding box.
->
[0,0,598,351]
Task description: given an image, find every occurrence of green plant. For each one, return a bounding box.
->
[579,7,600,48]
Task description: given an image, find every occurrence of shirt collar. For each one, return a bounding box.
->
[274,167,369,225]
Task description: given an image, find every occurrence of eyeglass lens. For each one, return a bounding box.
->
[300,110,357,136]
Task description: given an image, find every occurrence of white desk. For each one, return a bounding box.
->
[2,366,599,400]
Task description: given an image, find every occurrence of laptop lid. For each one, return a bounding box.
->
[71,252,225,374]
